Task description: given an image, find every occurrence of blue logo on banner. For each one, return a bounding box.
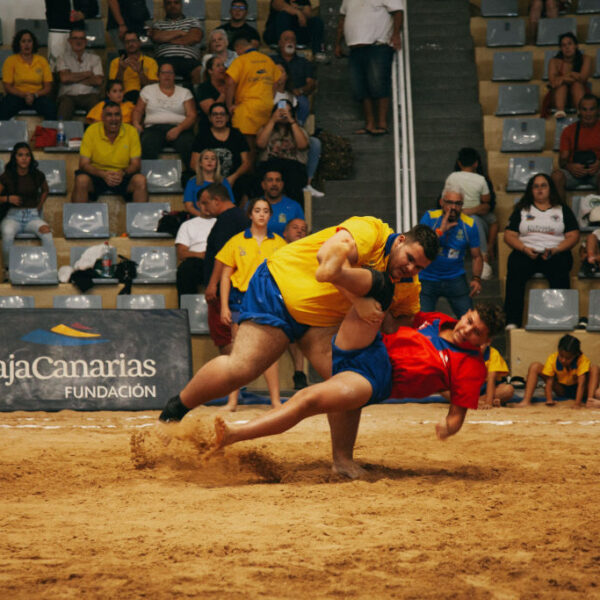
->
[21,322,110,346]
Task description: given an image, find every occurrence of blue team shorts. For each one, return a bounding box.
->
[229,287,245,324]
[331,332,392,405]
[239,261,310,342]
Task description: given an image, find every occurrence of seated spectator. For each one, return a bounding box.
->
[190,103,251,202]
[183,149,235,217]
[175,206,216,299]
[503,173,579,329]
[0,143,54,280]
[149,0,204,84]
[200,29,237,80]
[283,216,307,242]
[543,33,592,119]
[264,0,326,61]
[195,56,227,131]
[0,30,57,121]
[72,101,148,203]
[45,0,99,72]
[529,0,558,43]
[551,94,600,200]
[226,35,283,159]
[218,0,261,50]
[584,226,600,271]
[256,100,310,204]
[107,0,151,50]
[56,29,104,120]
[271,30,316,126]
[260,169,304,236]
[109,30,159,104]
[132,63,197,170]
[87,79,135,124]
[445,147,496,280]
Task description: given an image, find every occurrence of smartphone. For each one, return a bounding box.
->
[277,100,287,110]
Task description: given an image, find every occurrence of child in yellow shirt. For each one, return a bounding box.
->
[480,345,515,408]
[86,80,135,124]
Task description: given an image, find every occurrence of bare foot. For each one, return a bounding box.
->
[509,400,532,408]
[331,459,368,479]
[587,398,600,408]
[213,416,231,450]
[220,403,237,412]
[545,400,556,406]
[435,420,450,440]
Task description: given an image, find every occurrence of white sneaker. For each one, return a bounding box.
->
[304,184,325,198]
[505,323,517,331]
[481,261,493,281]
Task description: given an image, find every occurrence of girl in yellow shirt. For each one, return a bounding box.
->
[86,80,135,125]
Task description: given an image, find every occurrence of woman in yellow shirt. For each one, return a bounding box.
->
[216,198,287,411]
[86,80,135,125]
[0,29,56,120]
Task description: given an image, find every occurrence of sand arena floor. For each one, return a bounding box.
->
[1,402,600,599]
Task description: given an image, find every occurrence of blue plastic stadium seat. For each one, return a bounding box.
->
[492,51,533,81]
[182,0,206,19]
[553,115,577,150]
[37,160,67,195]
[221,0,257,20]
[145,0,154,18]
[15,19,48,46]
[525,289,579,330]
[578,0,600,13]
[496,84,539,115]
[141,159,183,193]
[481,0,519,17]
[501,118,546,152]
[116,294,166,309]
[486,19,526,47]
[70,246,119,284]
[543,49,556,80]
[180,294,209,334]
[131,246,177,283]
[9,247,58,285]
[0,49,11,73]
[53,295,102,309]
[0,296,34,308]
[0,121,28,152]
[506,156,554,191]
[537,17,577,46]
[587,290,600,330]
[126,202,171,238]
[588,17,600,44]
[63,204,110,239]
[84,19,106,48]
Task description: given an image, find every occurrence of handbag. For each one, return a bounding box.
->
[32,126,57,149]
[572,121,597,167]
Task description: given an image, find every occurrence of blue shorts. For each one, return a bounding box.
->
[556,383,578,398]
[331,333,392,405]
[349,44,394,101]
[229,287,244,324]
[239,261,309,342]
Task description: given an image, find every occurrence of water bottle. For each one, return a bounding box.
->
[101,243,112,277]
[56,120,66,147]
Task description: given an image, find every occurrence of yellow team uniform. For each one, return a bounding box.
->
[216,229,287,292]
[267,216,421,328]
[226,50,280,135]
[108,55,158,94]
[80,122,141,171]
[542,352,591,386]
[484,346,509,382]
[86,100,135,124]
[2,54,52,94]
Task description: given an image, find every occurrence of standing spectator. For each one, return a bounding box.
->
[108,31,159,104]
[0,30,56,121]
[264,0,326,61]
[86,80,136,124]
[260,169,304,236]
[190,103,251,201]
[107,0,151,50]
[217,0,261,50]
[503,173,579,329]
[195,56,228,131]
[149,0,204,84]
[56,29,104,120]
[335,0,403,136]
[72,101,148,203]
[0,143,54,279]
[132,63,197,170]
[552,94,600,200]
[201,29,237,78]
[419,182,483,318]
[45,0,99,72]
[529,0,558,43]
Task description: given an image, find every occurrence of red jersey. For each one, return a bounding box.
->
[382,312,486,409]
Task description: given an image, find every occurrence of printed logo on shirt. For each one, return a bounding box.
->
[278,214,286,223]
[239,248,247,256]
[456,229,464,241]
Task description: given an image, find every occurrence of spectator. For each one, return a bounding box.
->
[503,173,579,329]
[260,169,304,236]
[107,0,151,50]
[149,0,204,84]
[217,0,261,50]
[479,345,514,408]
[544,33,592,119]
[585,226,600,271]
[264,0,326,61]
[108,31,159,104]
[0,30,56,121]
[0,143,54,280]
[445,147,495,280]
[418,182,483,318]
[529,0,558,43]
[183,149,235,217]
[190,103,251,201]
[132,63,197,170]
[283,216,308,242]
[45,0,99,72]
[86,79,135,124]
[175,205,216,299]
[72,101,148,203]
[226,36,282,159]
[335,0,403,136]
[256,100,310,204]
[217,198,287,410]
[56,29,104,120]
[551,94,600,200]
[271,30,316,126]
[195,56,227,131]
[200,29,237,79]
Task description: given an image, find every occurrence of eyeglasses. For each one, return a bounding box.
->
[443,199,463,207]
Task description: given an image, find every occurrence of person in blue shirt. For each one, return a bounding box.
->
[261,169,305,236]
[419,182,484,317]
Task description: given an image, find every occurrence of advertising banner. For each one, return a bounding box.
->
[0,309,192,411]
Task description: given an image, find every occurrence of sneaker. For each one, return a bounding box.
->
[505,323,518,331]
[481,261,493,281]
[293,370,308,390]
[303,184,325,198]
[554,110,567,119]
[314,52,329,64]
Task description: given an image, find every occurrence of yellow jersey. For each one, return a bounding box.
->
[483,346,509,382]
[2,54,52,94]
[86,100,135,124]
[108,55,158,93]
[80,122,141,172]
[542,351,591,386]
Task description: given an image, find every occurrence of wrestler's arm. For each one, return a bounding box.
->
[381,313,414,334]
[315,229,359,284]
[435,403,468,440]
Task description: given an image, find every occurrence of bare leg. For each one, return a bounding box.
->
[220,335,239,412]
[487,221,498,262]
[553,83,568,113]
[587,365,599,406]
[493,383,516,406]
[375,97,389,131]
[71,173,93,203]
[128,173,148,203]
[263,360,281,407]
[361,98,376,132]
[513,362,543,407]
[570,82,586,112]
[551,169,567,201]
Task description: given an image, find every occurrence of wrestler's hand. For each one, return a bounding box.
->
[435,420,450,440]
[221,306,232,327]
[354,297,384,325]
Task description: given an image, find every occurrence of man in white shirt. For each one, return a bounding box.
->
[334,0,403,136]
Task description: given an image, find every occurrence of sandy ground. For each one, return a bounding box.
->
[1,402,600,599]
